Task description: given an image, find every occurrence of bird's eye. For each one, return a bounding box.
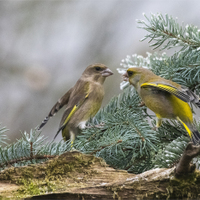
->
[127,71,133,76]
[95,66,101,71]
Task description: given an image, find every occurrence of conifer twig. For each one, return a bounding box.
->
[0,155,56,168]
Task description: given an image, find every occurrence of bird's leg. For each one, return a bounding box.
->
[70,140,74,148]
[156,117,162,128]
[70,130,76,149]
[152,117,162,131]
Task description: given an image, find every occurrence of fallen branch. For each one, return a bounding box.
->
[0,151,200,199]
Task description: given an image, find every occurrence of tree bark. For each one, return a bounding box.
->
[175,142,200,177]
[0,150,200,199]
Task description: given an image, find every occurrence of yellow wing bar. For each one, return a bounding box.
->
[63,92,89,127]
[63,105,78,126]
[141,82,190,102]
[54,93,89,140]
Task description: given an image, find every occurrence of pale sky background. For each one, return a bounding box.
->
[0,0,200,142]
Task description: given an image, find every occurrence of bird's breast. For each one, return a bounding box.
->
[78,120,87,129]
[140,88,175,118]
[69,83,104,126]
[140,87,193,121]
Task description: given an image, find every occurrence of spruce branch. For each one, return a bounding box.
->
[0,129,68,170]
[137,13,200,51]
[0,155,56,169]
[153,135,190,168]
[0,124,8,146]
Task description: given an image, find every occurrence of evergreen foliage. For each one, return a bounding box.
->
[138,13,200,51]
[0,129,67,170]
[0,124,8,147]
[1,13,200,174]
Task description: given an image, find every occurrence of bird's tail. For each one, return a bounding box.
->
[177,117,200,145]
[38,116,50,130]
[185,89,200,108]
[195,100,200,108]
[38,100,64,130]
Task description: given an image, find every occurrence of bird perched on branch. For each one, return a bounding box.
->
[124,67,200,145]
[38,63,113,142]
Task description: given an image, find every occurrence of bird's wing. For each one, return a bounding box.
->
[54,80,90,139]
[38,87,73,130]
[141,82,199,104]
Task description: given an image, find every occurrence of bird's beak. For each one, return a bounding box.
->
[101,68,113,77]
[123,72,129,81]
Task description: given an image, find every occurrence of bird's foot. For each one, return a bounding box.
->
[70,140,74,149]
[152,126,158,131]
[85,122,105,129]
[138,101,145,107]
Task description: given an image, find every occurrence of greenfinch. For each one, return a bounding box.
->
[38,63,113,142]
[124,67,200,145]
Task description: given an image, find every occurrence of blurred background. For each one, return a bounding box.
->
[1,0,200,142]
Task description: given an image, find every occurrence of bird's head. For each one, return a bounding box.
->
[83,63,113,83]
[123,67,143,87]
[123,67,155,88]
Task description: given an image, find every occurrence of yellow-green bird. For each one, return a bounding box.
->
[124,67,200,145]
[38,63,113,142]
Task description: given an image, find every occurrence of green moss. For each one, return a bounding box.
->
[0,196,11,200]
[0,152,101,198]
[166,171,200,199]
[0,152,106,198]
[16,177,57,198]
[149,172,200,199]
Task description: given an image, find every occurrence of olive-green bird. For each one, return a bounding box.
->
[38,63,113,142]
[124,67,200,145]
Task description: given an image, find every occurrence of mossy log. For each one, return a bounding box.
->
[0,150,200,199]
